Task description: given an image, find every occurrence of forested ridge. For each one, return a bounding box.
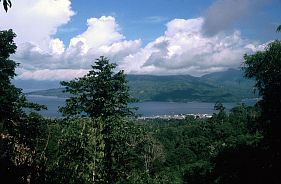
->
[1,27,281,184]
[26,69,256,103]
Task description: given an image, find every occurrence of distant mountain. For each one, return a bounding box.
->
[202,68,257,100]
[127,74,232,102]
[201,68,254,88]
[26,68,258,103]
[13,79,61,92]
[27,88,69,98]
[202,68,243,81]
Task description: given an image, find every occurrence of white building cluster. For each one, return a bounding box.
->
[138,113,212,120]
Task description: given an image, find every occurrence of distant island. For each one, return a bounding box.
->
[26,69,258,103]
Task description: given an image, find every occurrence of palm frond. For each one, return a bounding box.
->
[1,0,12,12]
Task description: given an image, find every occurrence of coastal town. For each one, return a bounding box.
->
[138,113,213,120]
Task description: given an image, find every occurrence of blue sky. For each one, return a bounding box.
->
[57,0,281,45]
[57,0,213,45]
[0,0,280,81]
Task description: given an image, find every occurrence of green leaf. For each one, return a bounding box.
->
[2,0,11,12]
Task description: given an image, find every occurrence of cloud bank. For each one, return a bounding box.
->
[0,0,268,80]
[119,18,266,76]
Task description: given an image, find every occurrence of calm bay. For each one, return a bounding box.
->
[26,95,256,118]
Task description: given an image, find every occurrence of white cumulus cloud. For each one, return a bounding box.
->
[1,1,268,80]
[11,14,142,80]
[49,38,65,55]
[0,0,74,49]
[71,16,125,49]
[120,17,266,76]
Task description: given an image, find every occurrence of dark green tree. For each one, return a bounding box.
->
[0,29,19,125]
[0,29,47,184]
[60,56,135,118]
[242,40,281,183]
[243,40,281,140]
[59,56,136,183]
[0,29,44,132]
[213,102,227,121]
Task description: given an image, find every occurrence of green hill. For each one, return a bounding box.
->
[27,69,258,102]
[202,68,254,88]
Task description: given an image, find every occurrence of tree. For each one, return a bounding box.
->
[243,40,281,138]
[59,56,136,183]
[0,29,47,184]
[243,40,281,183]
[0,0,12,12]
[0,29,44,132]
[59,56,135,119]
[211,102,227,124]
[0,29,19,125]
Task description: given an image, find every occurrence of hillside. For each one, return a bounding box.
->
[26,69,257,103]
[201,68,256,100]
[202,68,254,88]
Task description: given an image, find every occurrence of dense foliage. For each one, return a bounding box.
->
[134,104,262,183]
[58,56,140,183]
[0,29,47,184]
[243,40,281,183]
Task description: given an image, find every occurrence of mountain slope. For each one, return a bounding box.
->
[202,68,243,81]
[26,69,257,102]
[202,68,254,88]
[201,68,256,98]
[127,75,238,102]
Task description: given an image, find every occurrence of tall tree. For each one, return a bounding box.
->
[243,40,281,139]
[60,56,136,183]
[0,29,44,132]
[60,56,135,119]
[0,29,47,184]
[243,40,281,183]
[0,29,18,125]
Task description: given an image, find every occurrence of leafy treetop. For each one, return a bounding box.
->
[0,29,45,127]
[60,56,135,119]
[243,40,281,143]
